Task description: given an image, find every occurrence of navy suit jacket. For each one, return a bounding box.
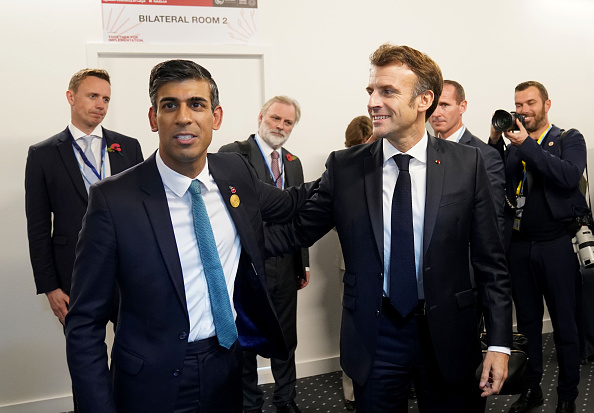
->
[25,127,143,295]
[65,152,308,413]
[267,136,512,386]
[459,129,506,238]
[490,125,588,248]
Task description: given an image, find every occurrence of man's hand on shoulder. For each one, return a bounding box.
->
[46,288,69,325]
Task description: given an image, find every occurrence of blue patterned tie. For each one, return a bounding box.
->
[188,180,238,349]
[82,135,100,190]
[390,154,418,317]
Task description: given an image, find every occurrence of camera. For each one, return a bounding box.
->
[492,110,526,132]
[573,215,594,268]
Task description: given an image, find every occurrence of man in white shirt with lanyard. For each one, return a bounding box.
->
[25,68,143,412]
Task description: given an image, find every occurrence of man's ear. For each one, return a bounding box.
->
[66,90,74,106]
[459,100,468,115]
[148,107,158,132]
[418,90,434,113]
[212,106,223,130]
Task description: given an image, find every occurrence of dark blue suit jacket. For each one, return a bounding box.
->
[459,129,506,238]
[267,136,512,386]
[490,125,588,248]
[25,127,143,295]
[65,152,308,413]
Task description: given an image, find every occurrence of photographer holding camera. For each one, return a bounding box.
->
[489,81,588,413]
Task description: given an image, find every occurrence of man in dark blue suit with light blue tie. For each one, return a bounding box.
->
[65,60,309,413]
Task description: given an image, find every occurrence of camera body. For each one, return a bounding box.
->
[492,110,526,132]
[573,215,594,268]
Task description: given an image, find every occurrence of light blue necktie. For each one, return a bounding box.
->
[82,135,100,191]
[188,180,238,349]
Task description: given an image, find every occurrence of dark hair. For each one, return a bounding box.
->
[149,59,220,112]
[69,69,110,93]
[345,116,372,148]
[515,81,549,102]
[369,44,443,120]
[443,80,465,104]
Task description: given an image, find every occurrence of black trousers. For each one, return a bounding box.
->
[353,299,485,413]
[242,256,299,409]
[508,234,581,402]
[174,337,242,413]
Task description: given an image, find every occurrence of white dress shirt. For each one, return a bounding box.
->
[156,151,241,342]
[254,133,284,188]
[68,123,112,180]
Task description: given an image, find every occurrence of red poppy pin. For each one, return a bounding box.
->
[286,153,297,162]
[108,143,123,155]
[435,160,440,164]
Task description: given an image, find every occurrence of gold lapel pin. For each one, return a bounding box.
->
[230,194,240,208]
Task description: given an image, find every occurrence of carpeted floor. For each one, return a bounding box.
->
[258,332,594,412]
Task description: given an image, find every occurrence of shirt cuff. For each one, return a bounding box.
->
[487,345,511,355]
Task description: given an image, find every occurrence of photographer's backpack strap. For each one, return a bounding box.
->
[559,128,590,204]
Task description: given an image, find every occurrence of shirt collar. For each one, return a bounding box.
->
[68,123,104,140]
[156,150,214,198]
[382,131,428,165]
[441,124,465,143]
[255,132,279,157]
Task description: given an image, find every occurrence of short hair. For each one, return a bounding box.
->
[149,59,220,113]
[260,96,301,124]
[345,116,372,148]
[515,81,549,102]
[369,44,443,120]
[443,80,466,104]
[68,69,110,93]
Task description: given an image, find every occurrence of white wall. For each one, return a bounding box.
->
[2,0,593,410]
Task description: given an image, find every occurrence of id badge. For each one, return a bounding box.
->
[513,196,526,231]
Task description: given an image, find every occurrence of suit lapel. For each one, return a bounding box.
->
[248,136,273,185]
[459,129,472,146]
[364,141,384,262]
[140,155,188,316]
[424,136,445,255]
[281,149,298,187]
[104,128,125,175]
[208,154,262,263]
[56,128,88,202]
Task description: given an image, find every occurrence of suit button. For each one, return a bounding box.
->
[378,272,383,279]
[178,332,188,340]
[172,369,181,377]
[376,310,380,317]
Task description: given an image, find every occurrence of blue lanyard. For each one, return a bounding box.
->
[71,136,106,181]
[254,138,284,188]
[453,125,466,143]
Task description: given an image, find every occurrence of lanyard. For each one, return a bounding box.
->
[254,138,284,188]
[71,136,106,181]
[516,125,552,196]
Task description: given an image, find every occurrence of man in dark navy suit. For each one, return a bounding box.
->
[25,68,143,412]
[65,60,309,413]
[429,79,505,237]
[267,44,512,413]
[219,96,309,413]
[489,81,587,413]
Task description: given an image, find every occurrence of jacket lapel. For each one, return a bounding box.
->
[423,136,445,255]
[208,154,262,265]
[56,128,88,202]
[364,141,384,262]
[140,154,188,316]
[248,136,273,185]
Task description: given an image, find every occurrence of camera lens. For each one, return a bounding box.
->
[492,110,513,132]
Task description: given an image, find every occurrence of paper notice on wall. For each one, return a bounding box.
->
[102,0,258,44]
